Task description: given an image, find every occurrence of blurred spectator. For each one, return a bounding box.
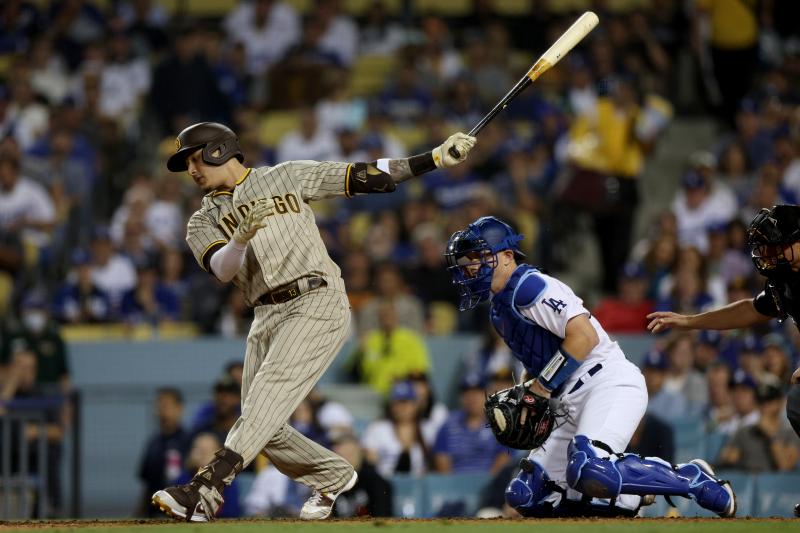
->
[357,262,425,334]
[0,349,66,516]
[377,63,432,126]
[405,223,458,308]
[642,348,689,422]
[149,26,228,133]
[761,333,793,384]
[315,0,358,67]
[0,140,55,258]
[718,382,800,472]
[662,333,708,413]
[362,381,430,477]
[276,108,338,163]
[433,374,509,475]
[355,301,430,395]
[88,227,137,312]
[97,31,151,127]
[695,330,724,372]
[707,360,735,430]
[1,294,70,390]
[279,15,344,70]
[137,387,188,517]
[0,1,42,55]
[626,413,675,463]
[671,171,736,254]
[694,0,759,123]
[191,362,243,430]
[28,37,70,106]
[315,69,366,133]
[174,432,242,517]
[466,326,523,384]
[224,0,300,75]
[341,249,373,313]
[592,262,654,333]
[120,262,180,325]
[115,0,170,54]
[359,0,406,56]
[190,375,241,444]
[217,289,254,338]
[6,73,49,151]
[718,370,761,435]
[416,17,463,92]
[330,430,393,518]
[564,75,669,292]
[407,371,448,447]
[53,249,112,323]
[48,0,106,69]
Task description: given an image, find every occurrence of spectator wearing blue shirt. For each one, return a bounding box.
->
[641,348,689,423]
[120,262,180,325]
[138,388,189,517]
[53,249,112,323]
[433,374,509,475]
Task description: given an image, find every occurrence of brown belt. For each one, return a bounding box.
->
[255,277,326,306]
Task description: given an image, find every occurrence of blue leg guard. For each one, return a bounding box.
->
[566,435,735,517]
[505,459,560,517]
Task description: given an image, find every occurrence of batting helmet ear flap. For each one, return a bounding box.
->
[202,136,244,167]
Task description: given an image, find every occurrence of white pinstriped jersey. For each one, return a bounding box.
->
[185,161,350,306]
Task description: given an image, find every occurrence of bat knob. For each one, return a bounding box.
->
[448,146,462,159]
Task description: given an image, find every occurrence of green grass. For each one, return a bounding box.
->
[1,519,797,533]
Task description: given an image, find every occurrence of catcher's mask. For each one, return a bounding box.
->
[445,216,525,311]
[747,205,800,280]
[167,122,244,172]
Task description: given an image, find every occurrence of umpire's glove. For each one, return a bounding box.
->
[432,132,477,168]
[233,198,275,244]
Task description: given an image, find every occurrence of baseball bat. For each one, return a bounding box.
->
[449,11,599,159]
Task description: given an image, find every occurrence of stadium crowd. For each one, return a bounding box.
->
[1,0,800,519]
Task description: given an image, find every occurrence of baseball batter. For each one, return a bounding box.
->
[445,216,736,517]
[151,122,476,521]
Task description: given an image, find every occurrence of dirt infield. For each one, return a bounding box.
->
[0,517,797,532]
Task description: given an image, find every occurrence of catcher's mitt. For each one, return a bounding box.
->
[484,383,557,450]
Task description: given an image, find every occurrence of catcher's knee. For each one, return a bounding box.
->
[566,435,622,499]
[505,458,559,517]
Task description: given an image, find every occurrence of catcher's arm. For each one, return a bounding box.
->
[528,314,596,397]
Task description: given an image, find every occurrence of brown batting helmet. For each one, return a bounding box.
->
[166,122,244,172]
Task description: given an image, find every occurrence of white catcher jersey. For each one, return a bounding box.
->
[516,271,627,370]
[185,161,350,306]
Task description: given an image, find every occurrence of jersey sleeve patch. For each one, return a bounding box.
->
[513,272,547,308]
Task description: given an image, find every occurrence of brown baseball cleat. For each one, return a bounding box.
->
[152,481,216,522]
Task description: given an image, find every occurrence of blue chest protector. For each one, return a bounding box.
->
[490,265,563,376]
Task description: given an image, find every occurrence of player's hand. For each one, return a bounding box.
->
[646,311,691,334]
[233,198,275,244]
[433,132,477,168]
[529,379,551,399]
[791,367,800,385]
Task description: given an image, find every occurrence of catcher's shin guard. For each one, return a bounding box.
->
[505,458,560,517]
[566,436,735,517]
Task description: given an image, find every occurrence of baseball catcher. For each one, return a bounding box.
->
[446,216,736,518]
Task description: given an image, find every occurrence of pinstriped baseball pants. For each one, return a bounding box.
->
[224,286,355,493]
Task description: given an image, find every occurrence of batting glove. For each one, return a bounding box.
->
[432,132,477,168]
[233,198,275,244]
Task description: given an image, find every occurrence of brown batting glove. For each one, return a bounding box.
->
[432,132,477,168]
[233,198,275,244]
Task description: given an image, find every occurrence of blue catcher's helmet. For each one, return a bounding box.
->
[445,216,525,310]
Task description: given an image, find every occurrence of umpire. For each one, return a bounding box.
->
[647,204,800,515]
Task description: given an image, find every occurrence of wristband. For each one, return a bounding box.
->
[408,152,437,176]
[537,348,581,392]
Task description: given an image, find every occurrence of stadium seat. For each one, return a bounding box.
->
[284,0,313,15]
[494,0,532,16]
[425,335,482,407]
[259,111,301,148]
[424,473,490,517]
[317,383,384,423]
[412,0,471,16]
[385,125,426,152]
[343,0,402,15]
[754,473,800,517]
[390,475,425,518]
[349,55,397,97]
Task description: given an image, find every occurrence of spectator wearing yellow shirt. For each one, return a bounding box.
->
[694,0,761,123]
[357,301,431,395]
[565,76,671,292]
